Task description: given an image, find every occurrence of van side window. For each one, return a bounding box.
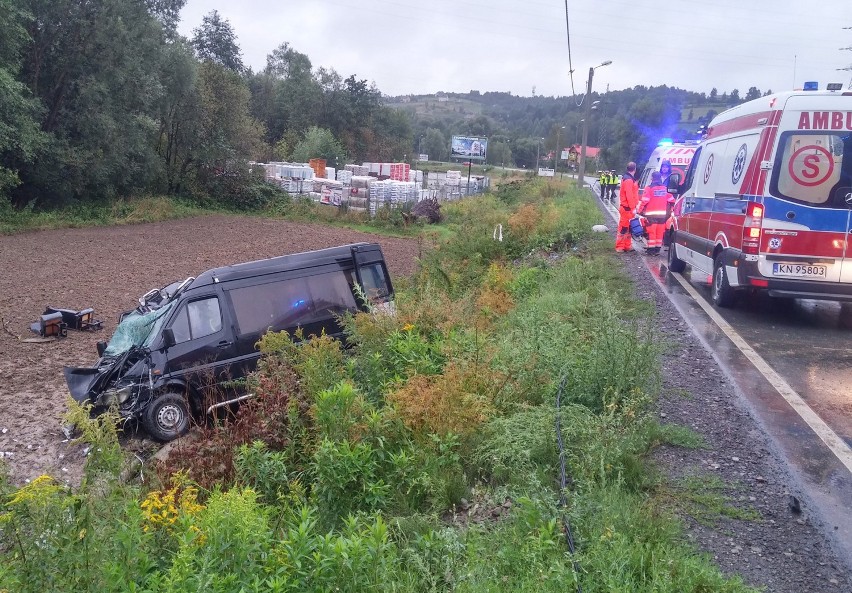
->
[170,297,222,344]
[771,132,845,206]
[228,272,358,337]
[359,263,391,301]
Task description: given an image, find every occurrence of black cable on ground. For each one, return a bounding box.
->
[556,374,583,593]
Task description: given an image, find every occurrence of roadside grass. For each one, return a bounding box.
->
[0,195,208,234]
[0,179,760,592]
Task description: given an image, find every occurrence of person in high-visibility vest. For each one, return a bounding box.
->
[609,170,619,201]
[636,170,675,255]
[598,171,607,200]
[615,162,639,252]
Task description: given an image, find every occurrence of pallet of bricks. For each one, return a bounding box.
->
[368,179,417,217]
[348,176,372,214]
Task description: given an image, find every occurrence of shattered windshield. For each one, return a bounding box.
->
[103,301,176,357]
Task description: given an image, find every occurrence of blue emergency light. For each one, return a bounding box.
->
[658,139,674,146]
[803,81,819,91]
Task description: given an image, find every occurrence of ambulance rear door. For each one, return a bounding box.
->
[763,94,852,286]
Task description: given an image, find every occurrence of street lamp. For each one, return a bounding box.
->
[577,60,612,189]
[554,126,565,178]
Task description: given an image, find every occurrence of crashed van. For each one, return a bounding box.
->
[64,243,394,441]
[668,83,852,307]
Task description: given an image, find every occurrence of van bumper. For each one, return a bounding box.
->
[747,275,852,302]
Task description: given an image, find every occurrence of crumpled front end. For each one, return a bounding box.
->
[63,347,153,415]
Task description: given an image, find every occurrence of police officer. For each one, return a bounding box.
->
[609,170,619,201]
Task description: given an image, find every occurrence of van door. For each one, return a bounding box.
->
[161,293,241,399]
[708,132,762,253]
[351,245,394,307]
[686,141,725,253]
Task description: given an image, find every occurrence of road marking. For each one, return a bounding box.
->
[669,271,852,475]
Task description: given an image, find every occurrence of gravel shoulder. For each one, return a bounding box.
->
[605,212,851,591]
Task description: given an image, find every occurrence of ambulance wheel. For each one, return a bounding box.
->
[143,392,189,442]
[711,256,736,308]
[667,243,686,273]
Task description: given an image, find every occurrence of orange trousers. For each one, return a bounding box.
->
[615,212,634,251]
[646,222,665,249]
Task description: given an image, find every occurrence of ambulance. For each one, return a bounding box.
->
[667,82,852,307]
[638,140,699,190]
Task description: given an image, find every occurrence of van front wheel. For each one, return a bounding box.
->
[143,392,190,442]
[711,256,736,308]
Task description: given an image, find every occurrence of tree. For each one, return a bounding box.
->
[0,0,46,205]
[422,128,448,161]
[709,87,718,100]
[745,86,761,101]
[192,10,244,72]
[290,127,347,167]
[486,141,511,166]
[730,89,740,103]
[154,39,201,195]
[15,0,172,207]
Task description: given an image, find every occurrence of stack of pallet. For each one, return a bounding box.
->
[309,158,327,179]
[347,164,369,176]
[348,176,372,213]
[389,163,410,181]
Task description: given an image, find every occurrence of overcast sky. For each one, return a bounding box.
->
[177,0,851,98]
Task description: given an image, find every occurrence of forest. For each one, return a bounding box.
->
[1,0,765,214]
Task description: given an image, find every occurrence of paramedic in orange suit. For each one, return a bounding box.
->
[637,171,675,255]
[616,162,639,252]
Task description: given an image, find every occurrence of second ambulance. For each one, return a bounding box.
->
[668,83,852,307]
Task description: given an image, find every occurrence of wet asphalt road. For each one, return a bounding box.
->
[595,186,852,560]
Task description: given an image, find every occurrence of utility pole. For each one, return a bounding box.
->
[554,126,565,179]
[578,60,611,189]
[535,137,543,174]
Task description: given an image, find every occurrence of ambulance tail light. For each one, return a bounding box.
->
[742,202,764,255]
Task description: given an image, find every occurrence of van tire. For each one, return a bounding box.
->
[711,256,736,308]
[668,243,686,273]
[143,392,190,442]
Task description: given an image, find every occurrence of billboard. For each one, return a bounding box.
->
[451,136,488,161]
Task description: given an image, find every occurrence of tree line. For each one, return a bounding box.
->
[395,84,767,173]
[0,1,413,212]
[1,0,775,213]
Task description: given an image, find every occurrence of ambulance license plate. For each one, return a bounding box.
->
[772,263,827,278]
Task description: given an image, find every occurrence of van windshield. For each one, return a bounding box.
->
[103,301,176,357]
[772,131,852,207]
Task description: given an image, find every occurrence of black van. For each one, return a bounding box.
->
[64,243,394,441]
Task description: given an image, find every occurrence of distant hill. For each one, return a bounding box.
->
[386,87,755,170]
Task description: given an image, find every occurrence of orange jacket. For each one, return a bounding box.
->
[638,184,675,219]
[619,172,639,213]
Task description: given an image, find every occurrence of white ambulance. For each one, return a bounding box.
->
[667,82,852,307]
[638,140,699,190]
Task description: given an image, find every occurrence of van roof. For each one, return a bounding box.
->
[710,89,849,127]
[190,242,377,287]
